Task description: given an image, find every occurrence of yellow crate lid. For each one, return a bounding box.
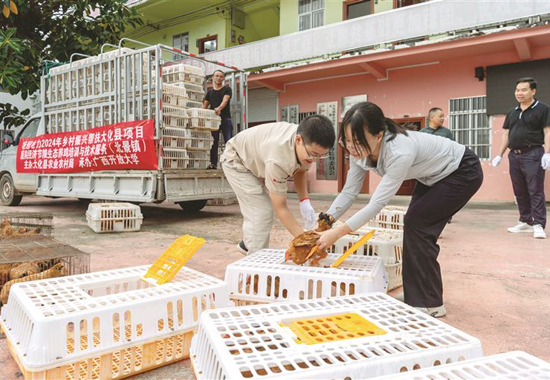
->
[331,230,376,268]
[142,234,205,285]
[281,313,386,345]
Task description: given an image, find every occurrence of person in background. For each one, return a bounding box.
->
[317,102,483,318]
[420,107,455,140]
[492,77,550,239]
[203,70,233,169]
[222,115,336,255]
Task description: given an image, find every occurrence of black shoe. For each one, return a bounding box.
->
[207,164,217,170]
[236,241,248,255]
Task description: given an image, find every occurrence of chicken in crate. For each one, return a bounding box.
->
[0,236,90,308]
[0,213,90,308]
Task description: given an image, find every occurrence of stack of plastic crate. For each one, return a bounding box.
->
[190,293,483,379]
[225,249,387,306]
[367,206,407,230]
[160,63,216,170]
[0,265,230,379]
[328,228,403,291]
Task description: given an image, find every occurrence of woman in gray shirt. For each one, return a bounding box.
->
[317,102,483,317]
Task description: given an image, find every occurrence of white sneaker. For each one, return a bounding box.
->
[508,222,534,233]
[414,305,447,318]
[533,225,547,239]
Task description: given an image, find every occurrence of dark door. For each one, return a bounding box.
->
[393,117,425,196]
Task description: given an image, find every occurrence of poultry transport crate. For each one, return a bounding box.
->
[0,265,230,380]
[86,203,143,233]
[162,128,213,151]
[190,293,483,380]
[225,249,387,306]
[376,351,550,379]
[0,212,54,238]
[0,235,90,308]
[367,206,407,230]
[186,108,221,131]
[328,229,403,291]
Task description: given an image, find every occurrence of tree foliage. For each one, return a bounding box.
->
[0,0,142,129]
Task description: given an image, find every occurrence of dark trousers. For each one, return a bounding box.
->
[403,148,483,308]
[210,118,234,167]
[508,147,546,228]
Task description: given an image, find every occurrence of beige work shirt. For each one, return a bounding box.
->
[222,122,301,194]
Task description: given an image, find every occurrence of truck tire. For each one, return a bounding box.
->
[0,174,23,206]
[177,199,208,213]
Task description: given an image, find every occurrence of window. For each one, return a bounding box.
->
[172,32,189,53]
[449,96,491,159]
[394,0,428,9]
[19,118,40,140]
[298,0,325,31]
[344,0,372,20]
[198,35,217,54]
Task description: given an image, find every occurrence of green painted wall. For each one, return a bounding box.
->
[227,2,280,48]
[280,1,299,35]
[374,0,394,13]
[130,14,227,55]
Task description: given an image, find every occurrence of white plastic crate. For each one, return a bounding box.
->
[368,206,408,230]
[225,249,387,305]
[162,128,213,151]
[163,147,189,169]
[376,351,550,379]
[163,63,206,77]
[0,265,230,379]
[86,203,143,233]
[172,82,205,102]
[190,293,483,380]
[329,230,403,291]
[184,129,214,151]
[162,148,209,170]
[162,83,188,106]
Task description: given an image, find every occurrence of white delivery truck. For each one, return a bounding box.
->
[0,40,247,211]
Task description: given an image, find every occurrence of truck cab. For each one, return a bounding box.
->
[0,113,44,205]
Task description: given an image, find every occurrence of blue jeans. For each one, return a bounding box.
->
[509,146,546,228]
[210,118,233,167]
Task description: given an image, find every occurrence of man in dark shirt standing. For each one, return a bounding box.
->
[419,107,455,140]
[203,69,233,169]
[492,77,550,239]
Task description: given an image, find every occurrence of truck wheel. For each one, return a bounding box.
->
[177,199,208,213]
[0,174,23,206]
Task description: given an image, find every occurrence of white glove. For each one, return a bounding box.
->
[491,155,502,167]
[299,198,316,230]
[542,153,550,170]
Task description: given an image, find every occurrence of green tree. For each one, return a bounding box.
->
[0,0,142,129]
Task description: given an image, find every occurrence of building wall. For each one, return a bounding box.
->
[374,0,394,13]
[227,2,280,48]
[278,49,550,201]
[128,14,227,54]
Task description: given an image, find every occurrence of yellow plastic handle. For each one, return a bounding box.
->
[330,230,376,268]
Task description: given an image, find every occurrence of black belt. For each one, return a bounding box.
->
[511,146,542,154]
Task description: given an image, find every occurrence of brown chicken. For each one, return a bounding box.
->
[285,231,327,267]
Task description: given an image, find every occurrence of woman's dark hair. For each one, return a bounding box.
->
[340,102,407,154]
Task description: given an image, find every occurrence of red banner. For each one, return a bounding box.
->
[17,119,158,173]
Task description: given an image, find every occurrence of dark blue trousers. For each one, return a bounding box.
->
[508,147,547,228]
[210,118,233,167]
